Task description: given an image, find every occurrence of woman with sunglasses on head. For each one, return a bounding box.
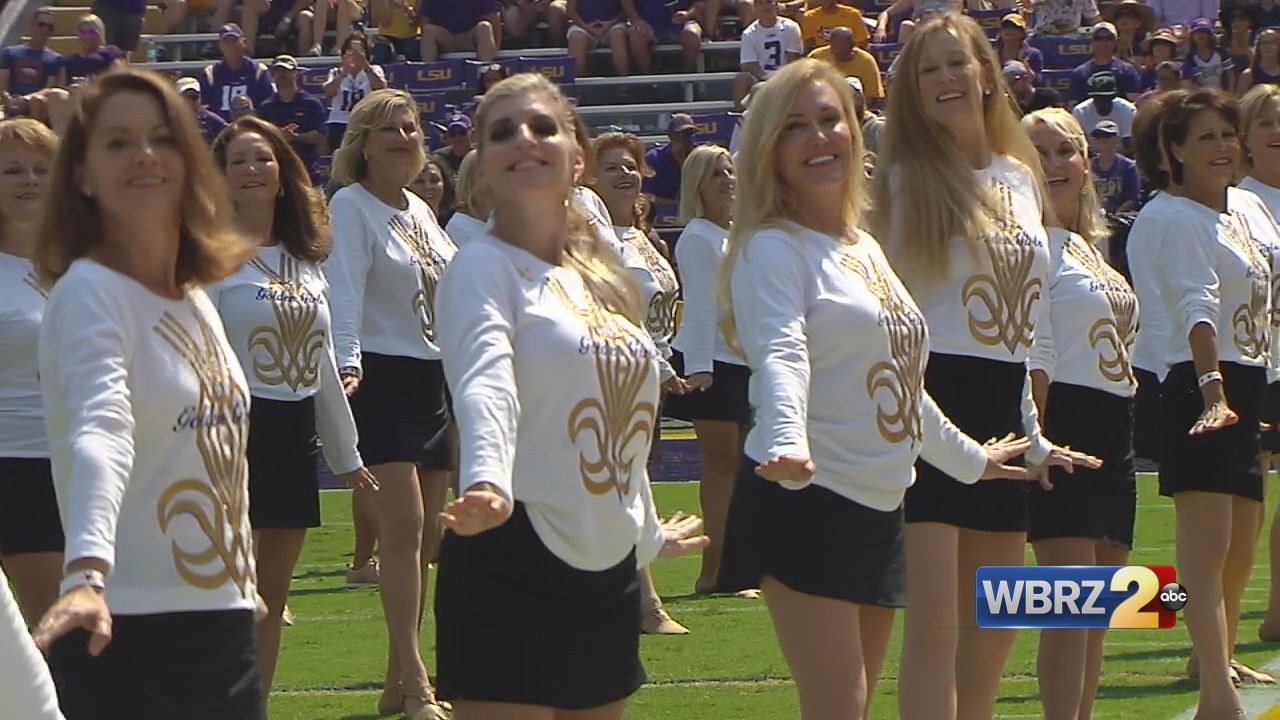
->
[1130,87,1279,715]
[63,14,124,83]
[325,88,454,720]
[32,68,262,720]
[867,14,1099,720]
[433,71,707,720]
[1022,107,1140,720]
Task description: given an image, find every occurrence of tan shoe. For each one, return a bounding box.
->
[281,604,295,627]
[640,607,690,635]
[345,560,379,588]
[400,681,449,720]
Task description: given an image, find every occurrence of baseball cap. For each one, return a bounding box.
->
[846,76,864,95]
[219,23,244,40]
[1142,27,1178,51]
[667,113,697,134]
[1092,21,1118,38]
[272,54,298,71]
[1189,17,1214,33]
[176,77,200,95]
[1001,12,1027,29]
[1088,72,1118,96]
[1091,120,1120,137]
[1002,59,1030,79]
[446,113,472,132]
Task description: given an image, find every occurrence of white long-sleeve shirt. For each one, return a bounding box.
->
[612,225,678,382]
[1233,185,1280,381]
[1127,191,1182,379]
[445,212,488,248]
[730,225,989,511]
[1029,228,1139,398]
[207,245,362,475]
[437,233,665,572]
[672,218,746,373]
[325,184,456,373]
[0,567,63,720]
[1240,177,1280,221]
[41,259,256,615]
[0,252,47,458]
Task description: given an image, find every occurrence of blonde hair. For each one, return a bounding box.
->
[868,13,1048,285]
[77,13,106,39]
[453,148,490,218]
[475,73,639,322]
[0,118,57,238]
[1021,108,1108,247]
[1240,82,1280,170]
[718,58,865,351]
[678,144,732,224]
[589,131,651,229]
[331,88,426,188]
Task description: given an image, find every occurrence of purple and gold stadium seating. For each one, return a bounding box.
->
[518,55,576,86]
[386,61,466,93]
[1040,68,1073,95]
[1032,35,1094,69]
[689,112,738,147]
[968,8,1006,38]
[870,42,903,69]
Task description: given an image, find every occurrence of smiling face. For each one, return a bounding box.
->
[1093,33,1118,58]
[0,140,51,227]
[917,29,989,137]
[1259,31,1280,62]
[1171,108,1241,189]
[1151,40,1175,61]
[477,89,580,204]
[222,131,280,209]
[698,152,735,219]
[78,22,102,53]
[595,145,642,218]
[31,12,54,44]
[408,162,445,212]
[776,79,852,196]
[78,90,186,221]
[1030,122,1088,223]
[1245,96,1280,173]
[365,105,422,182]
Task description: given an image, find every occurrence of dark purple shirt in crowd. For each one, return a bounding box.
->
[199,58,276,120]
[1091,154,1140,214]
[92,0,147,15]
[642,143,684,201]
[577,0,623,23]
[63,46,125,80]
[1,45,63,95]
[1068,58,1141,102]
[417,0,500,34]
[636,0,692,35]
[197,107,229,145]
[257,89,330,181]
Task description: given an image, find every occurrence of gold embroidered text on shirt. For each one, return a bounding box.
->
[390,213,449,344]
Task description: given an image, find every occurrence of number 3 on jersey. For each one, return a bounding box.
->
[763,40,783,71]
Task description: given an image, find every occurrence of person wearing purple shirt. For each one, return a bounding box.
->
[257,55,330,184]
[1089,120,1139,213]
[1068,22,1142,103]
[63,15,125,81]
[642,112,698,207]
[199,24,277,121]
[418,0,500,61]
[0,9,64,96]
[179,76,230,145]
[995,14,1043,83]
[625,0,703,72]
[567,0,629,77]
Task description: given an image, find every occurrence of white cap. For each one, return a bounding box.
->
[846,76,864,95]
[175,77,200,95]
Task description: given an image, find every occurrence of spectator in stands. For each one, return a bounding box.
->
[995,13,1042,82]
[1004,58,1037,112]
[1069,22,1142,103]
[258,55,329,183]
[504,0,569,47]
[1149,0,1215,27]
[625,0,704,73]
[567,0,631,76]
[644,112,698,209]
[307,0,364,56]
[433,113,474,176]
[419,0,500,62]
[370,0,423,63]
[848,76,883,152]
[323,32,387,152]
[1223,6,1254,85]
[1183,17,1234,90]
[802,0,869,52]
[237,0,312,57]
[809,26,883,101]
[231,93,257,119]
[873,0,967,44]
[179,75,229,144]
[89,0,143,57]
[1073,72,1137,146]
[1104,0,1157,62]
[409,156,456,223]
[1238,27,1280,94]
[63,14,125,83]
[200,24,277,121]
[734,0,803,108]
[1138,59,1185,105]
[0,9,63,97]
[1089,119,1140,213]
[704,0,755,39]
[473,62,512,99]
[1026,0,1101,35]
[444,149,489,246]
[1139,27,1178,91]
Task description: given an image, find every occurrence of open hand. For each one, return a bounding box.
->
[34,586,112,656]
[686,372,713,392]
[663,376,691,395]
[339,466,379,491]
[755,454,816,485]
[659,511,710,558]
[440,484,511,535]
[1192,400,1238,435]
[979,433,1033,482]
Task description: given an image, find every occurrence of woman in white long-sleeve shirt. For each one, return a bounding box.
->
[1022,108,1140,720]
[867,15,1097,720]
[0,118,62,627]
[718,58,1034,720]
[209,116,377,699]
[432,72,707,719]
[1130,88,1275,717]
[324,89,454,720]
[442,150,490,248]
[667,143,753,596]
[32,69,263,720]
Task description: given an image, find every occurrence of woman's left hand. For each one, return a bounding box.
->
[658,511,710,558]
[1027,444,1103,490]
[662,376,691,395]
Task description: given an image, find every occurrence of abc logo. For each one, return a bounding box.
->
[1159,582,1188,612]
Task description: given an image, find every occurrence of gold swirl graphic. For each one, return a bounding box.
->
[549,276,657,501]
[246,255,326,391]
[1065,236,1138,385]
[1222,212,1272,363]
[390,214,449,344]
[621,228,680,344]
[961,182,1043,354]
[153,311,252,598]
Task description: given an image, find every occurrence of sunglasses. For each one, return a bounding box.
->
[35,20,54,30]
[78,29,100,38]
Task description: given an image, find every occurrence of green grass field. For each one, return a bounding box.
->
[265,476,1280,720]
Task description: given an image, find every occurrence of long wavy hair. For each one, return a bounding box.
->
[1021,108,1108,247]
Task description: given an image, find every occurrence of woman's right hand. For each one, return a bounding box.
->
[1191,399,1238,435]
[979,433,1034,483]
[686,372,714,392]
[756,454,816,485]
[33,586,112,656]
[340,369,360,396]
[440,483,511,535]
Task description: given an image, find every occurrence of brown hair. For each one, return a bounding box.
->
[419,154,456,218]
[0,118,58,229]
[35,68,251,285]
[212,116,331,263]
[589,131,653,232]
[1134,88,1240,189]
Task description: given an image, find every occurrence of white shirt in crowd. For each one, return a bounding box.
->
[1071,96,1137,140]
[1140,188,1274,372]
[1126,191,1180,378]
[437,233,665,572]
[41,259,256,615]
[672,218,747,373]
[740,16,803,77]
[1149,0,1217,26]
[1029,228,1139,398]
[730,225,989,511]
[445,211,489,248]
[325,65,386,126]
[207,245,363,475]
[0,252,48,458]
[1234,184,1280,381]
[613,225,679,382]
[0,568,63,720]
[325,183,457,373]
[1240,177,1280,221]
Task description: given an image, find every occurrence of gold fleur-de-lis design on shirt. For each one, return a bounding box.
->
[22,271,49,300]
[549,275,657,502]
[154,311,253,598]
[389,214,450,344]
[1222,211,1272,363]
[620,228,681,343]
[246,254,326,391]
[961,181,1044,354]
[839,251,928,445]
[1064,237,1138,385]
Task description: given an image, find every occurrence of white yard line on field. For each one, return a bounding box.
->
[1168,656,1280,719]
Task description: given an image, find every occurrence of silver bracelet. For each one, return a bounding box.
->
[1197,370,1224,388]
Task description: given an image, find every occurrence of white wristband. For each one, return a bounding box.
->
[59,569,106,596]
[1198,370,1224,388]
